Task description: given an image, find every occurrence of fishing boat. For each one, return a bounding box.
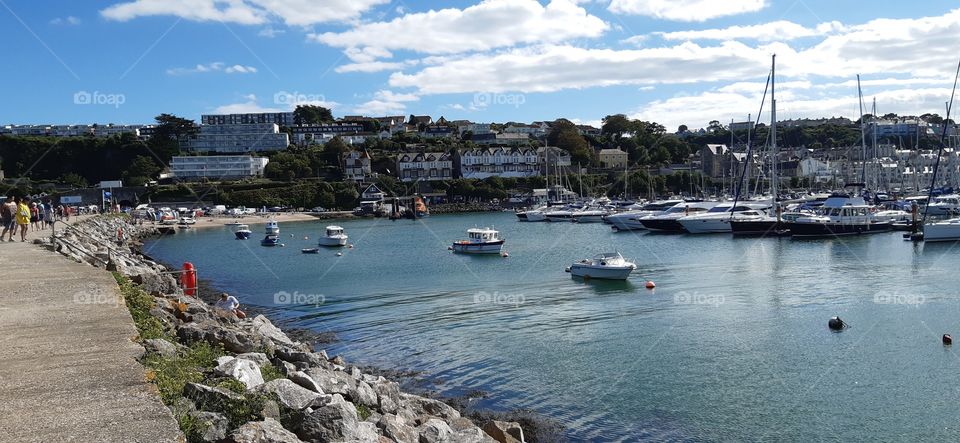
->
[451,227,504,254]
[234,224,252,240]
[639,201,718,232]
[317,226,348,247]
[786,193,893,237]
[265,220,280,235]
[566,252,636,280]
[261,234,280,246]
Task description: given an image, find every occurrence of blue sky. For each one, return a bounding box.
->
[2,0,959,130]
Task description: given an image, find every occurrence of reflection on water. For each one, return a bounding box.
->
[146,213,960,441]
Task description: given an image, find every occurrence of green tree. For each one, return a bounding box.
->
[323,137,350,169]
[601,114,632,139]
[547,119,593,165]
[293,105,334,125]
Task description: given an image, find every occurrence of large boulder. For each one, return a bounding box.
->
[252,379,329,410]
[349,380,379,408]
[230,418,304,443]
[248,315,298,347]
[190,411,229,442]
[177,321,263,353]
[291,397,366,442]
[288,371,324,393]
[400,394,460,420]
[418,418,454,443]
[481,421,524,443]
[236,352,271,366]
[373,380,401,414]
[305,367,357,396]
[214,357,264,389]
[378,414,419,443]
[276,348,328,368]
[143,338,178,358]
[183,383,242,413]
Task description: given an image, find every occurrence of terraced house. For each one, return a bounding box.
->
[396,152,454,182]
[458,147,539,179]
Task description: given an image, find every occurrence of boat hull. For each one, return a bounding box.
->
[525,211,546,222]
[679,218,731,234]
[787,221,892,238]
[572,214,605,223]
[640,218,686,232]
[730,220,790,236]
[569,265,633,280]
[451,240,504,254]
[922,222,960,242]
[235,231,251,240]
[318,236,348,247]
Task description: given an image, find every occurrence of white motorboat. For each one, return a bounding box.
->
[571,207,610,223]
[605,199,685,231]
[544,206,578,222]
[451,227,504,254]
[265,220,280,235]
[922,217,960,242]
[678,202,770,234]
[566,252,636,280]
[640,201,719,232]
[786,193,892,237]
[318,225,348,247]
[516,205,548,222]
[234,224,252,240]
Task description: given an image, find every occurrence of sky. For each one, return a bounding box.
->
[2,0,960,131]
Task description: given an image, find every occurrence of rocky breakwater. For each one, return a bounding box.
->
[46,215,527,443]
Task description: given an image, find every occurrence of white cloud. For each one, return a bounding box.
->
[101,0,387,26]
[310,0,608,56]
[215,93,338,114]
[257,27,284,38]
[50,16,81,25]
[608,0,766,22]
[166,62,257,75]
[389,42,771,94]
[655,20,843,42]
[335,61,418,74]
[353,90,419,115]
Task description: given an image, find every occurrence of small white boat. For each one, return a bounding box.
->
[451,227,504,254]
[566,252,636,280]
[318,225,348,247]
[265,220,280,235]
[234,224,252,240]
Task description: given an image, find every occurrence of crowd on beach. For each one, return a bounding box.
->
[1,196,73,242]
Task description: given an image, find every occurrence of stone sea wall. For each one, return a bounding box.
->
[44,216,527,443]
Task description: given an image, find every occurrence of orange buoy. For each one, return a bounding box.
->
[645,281,656,289]
[180,262,197,297]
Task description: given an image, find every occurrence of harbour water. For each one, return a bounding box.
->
[145,212,960,441]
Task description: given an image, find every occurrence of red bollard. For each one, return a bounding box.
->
[180,262,197,297]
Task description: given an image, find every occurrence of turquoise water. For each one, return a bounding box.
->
[145,213,960,441]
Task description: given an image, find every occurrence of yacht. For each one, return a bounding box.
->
[639,201,719,232]
[234,224,252,240]
[786,194,893,237]
[571,206,611,223]
[926,194,960,216]
[318,225,348,247]
[605,199,684,231]
[678,202,771,234]
[451,227,504,254]
[265,220,280,235]
[566,252,636,280]
[516,205,548,222]
[921,218,960,242]
[544,205,581,222]
[261,234,280,246]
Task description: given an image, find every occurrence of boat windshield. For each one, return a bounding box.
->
[706,205,732,213]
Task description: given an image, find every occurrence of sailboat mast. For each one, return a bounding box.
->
[872,97,878,191]
[857,75,867,187]
[770,55,778,210]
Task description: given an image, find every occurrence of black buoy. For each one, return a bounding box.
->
[944,334,953,345]
[828,316,846,331]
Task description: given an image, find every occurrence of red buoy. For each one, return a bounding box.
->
[645,281,656,289]
[180,262,197,297]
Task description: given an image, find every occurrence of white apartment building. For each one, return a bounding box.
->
[170,155,269,181]
[459,147,539,179]
[181,123,289,153]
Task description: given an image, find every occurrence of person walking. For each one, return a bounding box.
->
[29,202,39,232]
[1,197,15,242]
[16,197,31,242]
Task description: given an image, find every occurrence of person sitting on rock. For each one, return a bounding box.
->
[214,292,246,319]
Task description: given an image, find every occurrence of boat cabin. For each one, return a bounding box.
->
[326,226,344,236]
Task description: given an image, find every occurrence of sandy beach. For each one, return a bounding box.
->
[182,212,324,229]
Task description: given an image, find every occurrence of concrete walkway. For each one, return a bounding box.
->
[0,238,182,442]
